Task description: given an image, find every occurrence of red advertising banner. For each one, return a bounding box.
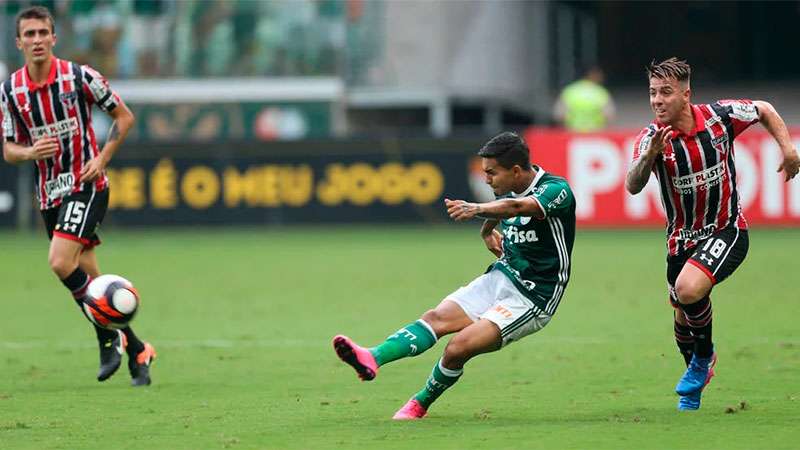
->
[524,128,800,227]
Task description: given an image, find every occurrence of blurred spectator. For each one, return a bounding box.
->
[129,0,169,77]
[554,66,616,132]
[2,0,348,78]
[61,0,123,76]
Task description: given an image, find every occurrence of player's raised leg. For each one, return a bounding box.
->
[333,299,470,381]
[394,318,501,420]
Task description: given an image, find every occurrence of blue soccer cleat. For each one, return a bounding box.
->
[676,352,716,396]
[677,352,717,410]
[677,390,702,410]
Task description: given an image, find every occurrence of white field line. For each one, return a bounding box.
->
[0,336,797,350]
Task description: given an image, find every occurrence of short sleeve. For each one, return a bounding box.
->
[1,84,29,144]
[632,125,657,162]
[715,99,759,138]
[532,181,574,218]
[81,65,120,112]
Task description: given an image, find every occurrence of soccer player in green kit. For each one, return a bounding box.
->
[332,132,576,419]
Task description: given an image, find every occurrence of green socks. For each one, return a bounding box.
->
[413,358,463,408]
[369,320,437,366]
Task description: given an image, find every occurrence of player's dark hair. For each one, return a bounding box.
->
[646,57,691,84]
[15,6,55,38]
[478,132,532,171]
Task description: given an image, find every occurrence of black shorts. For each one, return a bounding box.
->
[666,225,749,307]
[41,189,109,249]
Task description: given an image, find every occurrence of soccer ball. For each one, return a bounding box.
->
[82,274,140,330]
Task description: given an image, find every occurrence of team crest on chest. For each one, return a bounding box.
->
[59,91,77,107]
[710,133,727,154]
[506,216,532,226]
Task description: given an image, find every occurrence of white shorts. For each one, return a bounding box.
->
[446,269,552,346]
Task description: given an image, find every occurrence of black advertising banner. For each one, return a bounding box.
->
[101,139,485,226]
[0,163,17,227]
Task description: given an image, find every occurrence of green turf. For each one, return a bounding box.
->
[0,226,798,449]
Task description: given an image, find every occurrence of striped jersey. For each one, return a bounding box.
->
[632,100,759,256]
[492,167,576,315]
[1,57,119,210]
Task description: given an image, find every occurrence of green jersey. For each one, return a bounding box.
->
[492,167,576,315]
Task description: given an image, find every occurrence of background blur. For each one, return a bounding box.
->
[1,0,799,229]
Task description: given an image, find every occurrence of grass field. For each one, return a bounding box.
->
[0,226,798,449]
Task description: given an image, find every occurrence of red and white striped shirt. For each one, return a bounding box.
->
[1,57,119,210]
[632,100,759,255]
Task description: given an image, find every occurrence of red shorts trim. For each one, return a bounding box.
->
[52,231,100,250]
[687,259,717,284]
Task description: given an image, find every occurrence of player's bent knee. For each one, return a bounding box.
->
[421,309,451,336]
[420,309,439,325]
[674,279,706,305]
[442,336,473,367]
[48,252,78,278]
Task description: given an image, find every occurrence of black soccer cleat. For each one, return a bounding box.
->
[97,330,126,382]
[128,342,156,386]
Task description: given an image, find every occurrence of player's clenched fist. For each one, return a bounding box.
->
[445,198,480,221]
[28,137,58,160]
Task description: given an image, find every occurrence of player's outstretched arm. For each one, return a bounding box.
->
[625,125,671,195]
[80,100,135,183]
[445,197,543,222]
[753,100,800,182]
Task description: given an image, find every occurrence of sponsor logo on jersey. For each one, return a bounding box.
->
[730,102,758,122]
[547,189,568,209]
[89,77,110,99]
[504,225,539,243]
[30,117,78,141]
[662,146,677,162]
[704,115,722,128]
[671,161,726,192]
[678,223,717,241]
[44,172,75,199]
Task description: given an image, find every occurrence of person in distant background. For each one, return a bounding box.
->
[554,65,615,132]
[1,6,156,386]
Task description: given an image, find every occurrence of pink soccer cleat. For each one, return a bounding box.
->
[392,398,427,420]
[704,352,718,387]
[332,335,378,381]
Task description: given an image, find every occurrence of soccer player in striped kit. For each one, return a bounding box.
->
[626,57,800,410]
[333,132,576,419]
[1,6,156,385]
